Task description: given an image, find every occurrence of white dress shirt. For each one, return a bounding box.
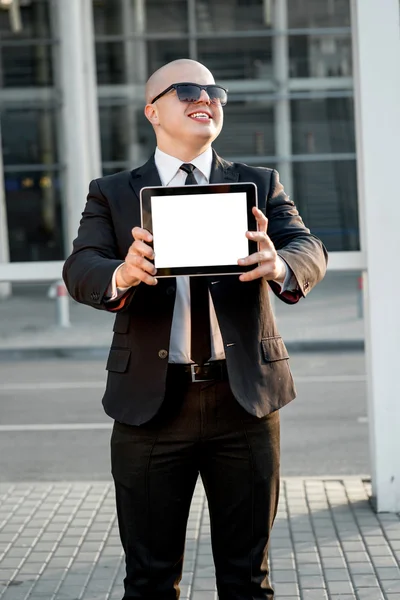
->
[107,147,296,363]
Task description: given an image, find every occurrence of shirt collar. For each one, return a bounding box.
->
[154,147,213,186]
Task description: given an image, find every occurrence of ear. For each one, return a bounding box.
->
[144,103,159,127]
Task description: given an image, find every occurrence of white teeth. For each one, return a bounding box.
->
[190,113,209,119]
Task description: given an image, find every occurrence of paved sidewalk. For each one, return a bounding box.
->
[0,272,364,357]
[1,478,400,600]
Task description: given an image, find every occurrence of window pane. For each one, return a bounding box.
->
[292,160,359,251]
[287,0,351,28]
[93,0,124,35]
[4,171,63,262]
[100,105,133,162]
[1,108,58,165]
[198,37,273,80]
[0,0,51,39]
[95,42,127,84]
[145,0,188,34]
[147,40,190,77]
[291,98,355,154]
[0,44,53,87]
[289,34,352,78]
[196,0,273,33]
[93,0,188,35]
[100,103,153,166]
[213,100,275,158]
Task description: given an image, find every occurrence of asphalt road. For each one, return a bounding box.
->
[0,351,369,481]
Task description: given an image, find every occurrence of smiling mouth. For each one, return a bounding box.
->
[188,112,212,120]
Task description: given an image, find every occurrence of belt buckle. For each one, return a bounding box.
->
[190,363,212,383]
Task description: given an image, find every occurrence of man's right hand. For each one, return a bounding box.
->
[116,227,157,288]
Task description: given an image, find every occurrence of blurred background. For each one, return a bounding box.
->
[0,0,371,480]
[0,0,357,264]
[0,0,363,342]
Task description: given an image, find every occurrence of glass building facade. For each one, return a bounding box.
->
[0,0,358,262]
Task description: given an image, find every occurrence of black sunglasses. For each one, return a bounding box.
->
[150,82,228,106]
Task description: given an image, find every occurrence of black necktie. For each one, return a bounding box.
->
[180,163,212,365]
[180,163,197,185]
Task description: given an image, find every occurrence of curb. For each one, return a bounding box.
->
[0,339,365,361]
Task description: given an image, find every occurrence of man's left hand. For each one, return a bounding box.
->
[238,207,286,283]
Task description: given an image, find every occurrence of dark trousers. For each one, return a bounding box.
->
[111,366,280,599]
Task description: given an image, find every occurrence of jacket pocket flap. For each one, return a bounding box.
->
[106,348,131,373]
[113,312,130,333]
[261,337,289,362]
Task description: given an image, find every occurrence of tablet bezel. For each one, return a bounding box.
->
[140,182,258,277]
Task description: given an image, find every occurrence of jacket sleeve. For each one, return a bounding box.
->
[266,169,328,304]
[62,179,135,312]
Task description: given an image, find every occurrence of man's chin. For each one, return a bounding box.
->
[186,125,220,142]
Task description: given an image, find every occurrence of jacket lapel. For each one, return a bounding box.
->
[209,150,239,184]
[129,155,162,201]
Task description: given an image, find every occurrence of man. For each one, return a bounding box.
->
[63,59,327,599]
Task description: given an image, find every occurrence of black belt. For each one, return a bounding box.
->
[168,360,228,383]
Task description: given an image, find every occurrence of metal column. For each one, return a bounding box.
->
[273,0,293,197]
[55,0,102,254]
[0,123,11,298]
[351,0,400,512]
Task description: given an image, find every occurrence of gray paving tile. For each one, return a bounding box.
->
[272,569,298,583]
[326,580,355,595]
[381,580,400,593]
[195,565,215,578]
[320,557,346,568]
[301,590,328,600]
[295,552,320,564]
[55,585,85,598]
[298,575,325,587]
[356,589,384,600]
[323,568,351,581]
[351,573,379,587]
[0,591,29,600]
[2,478,400,600]
[273,582,299,595]
[370,556,397,567]
[192,577,216,591]
[375,566,400,579]
[347,561,375,574]
[270,559,296,570]
[295,564,321,576]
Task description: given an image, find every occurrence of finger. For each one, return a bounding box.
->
[129,240,155,260]
[123,262,158,286]
[132,227,153,243]
[238,250,275,267]
[239,264,269,282]
[132,270,158,286]
[252,206,268,234]
[245,230,274,250]
[125,254,157,277]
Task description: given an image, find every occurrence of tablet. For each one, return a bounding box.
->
[140,182,258,277]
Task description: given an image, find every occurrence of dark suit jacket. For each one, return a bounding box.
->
[63,151,328,425]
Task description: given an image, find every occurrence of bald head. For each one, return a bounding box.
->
[145,59,215,104]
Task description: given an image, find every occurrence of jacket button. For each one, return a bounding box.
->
[158,349,168,359]
[166,286,175,296]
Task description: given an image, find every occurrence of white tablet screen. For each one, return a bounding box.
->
[151,192,249,268]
